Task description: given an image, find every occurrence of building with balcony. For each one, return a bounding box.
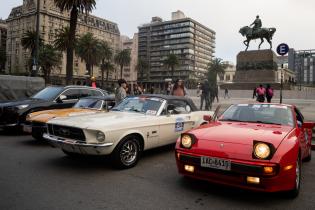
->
[288,48,315,86]
[138,10,215,88]
[5,0,120,83]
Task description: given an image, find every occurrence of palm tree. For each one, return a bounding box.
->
[136,58,149,81]
[163,54,179,80]
[21,30,43,71]
[54,0,96,85]
[53,26,73,52]
[98,41,113,88]
[75,32,100,76]
[38,44,62,84]
[114,49,131,79]
[207,57,227,85]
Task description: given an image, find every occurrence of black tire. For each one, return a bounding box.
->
[111,135,141,169]
[31,130,44,141]
[286,155,301,198]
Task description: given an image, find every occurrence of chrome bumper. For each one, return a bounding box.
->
[43,133,113,147]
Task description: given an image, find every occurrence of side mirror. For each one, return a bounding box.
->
[302,122,315,129]
[56,94,67,103]
[203,115,212,122]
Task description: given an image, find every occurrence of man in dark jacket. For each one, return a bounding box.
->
[200,80,211,110]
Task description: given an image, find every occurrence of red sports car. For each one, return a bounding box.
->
[175,103,314,197]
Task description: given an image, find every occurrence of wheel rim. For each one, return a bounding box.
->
[120,140,138,166]
[295,159,300,189]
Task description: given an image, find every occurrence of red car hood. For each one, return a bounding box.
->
[187,121,294,161]
[192,121,293,147]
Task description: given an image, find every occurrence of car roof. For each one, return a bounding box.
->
[130,94,198,111]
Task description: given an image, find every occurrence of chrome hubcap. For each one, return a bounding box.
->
[120,140,138,165]
[295,160,300,188]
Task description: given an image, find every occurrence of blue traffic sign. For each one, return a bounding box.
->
[276,43,289,56]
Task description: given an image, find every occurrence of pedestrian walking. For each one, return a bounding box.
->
[115,79,127,104]
[171,79,186,96]
[224,88,229,99]
[200,80,211,110]
[256,84,266,102]
[91,76,97,88]
[133,83,143,95]
[266,84,274,103]
[166,82,172,95]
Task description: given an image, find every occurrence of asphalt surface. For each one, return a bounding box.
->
[1,98,315,210]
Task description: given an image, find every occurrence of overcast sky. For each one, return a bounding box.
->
[1,0,315,63]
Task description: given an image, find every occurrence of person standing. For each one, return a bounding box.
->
[224,88,229,99]
[171,79,186,96]
[256,84,266,102]
[91,76,97,88]
[200,80,211,110]
[266,84,274,103]
[115,79,127,104]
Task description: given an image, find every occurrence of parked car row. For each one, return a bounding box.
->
[0,86,314,198]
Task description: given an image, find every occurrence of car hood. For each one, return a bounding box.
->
[47,111,157,131]
[190,121,293,148]
[29,108,102,123]
[0,98,45,107]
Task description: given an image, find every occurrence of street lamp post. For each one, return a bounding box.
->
[280,66,283,104]
[32,0,40,77]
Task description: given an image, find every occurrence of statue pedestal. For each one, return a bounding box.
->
[221,50,285,90]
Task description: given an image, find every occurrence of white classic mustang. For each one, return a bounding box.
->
[44,95,213,168]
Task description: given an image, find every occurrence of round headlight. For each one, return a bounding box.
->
[181,134,192,148]
[96,131,105,142]
[254,143,271,159]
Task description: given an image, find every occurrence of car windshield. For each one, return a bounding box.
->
[31,87,64,101]
[219,104,294,126]
[73,98,103,110]
[112,96,164,115]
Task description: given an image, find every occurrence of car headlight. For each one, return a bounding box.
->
[181,134,194,149]
[96,131,105,142]
[16,104,29,109]
[253,142,271,159]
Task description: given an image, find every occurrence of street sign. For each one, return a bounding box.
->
[276,43,289,56]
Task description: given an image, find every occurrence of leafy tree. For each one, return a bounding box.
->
[207,58,227,86]
[98,41,113,89]
[136,58,149,81]
[53,26,73,51]
[75,32,100,76]
[163,54,179,80]
[21,30,43,71]
[114,49,131,79]
[54,0,96,85]
[38,44,62,84]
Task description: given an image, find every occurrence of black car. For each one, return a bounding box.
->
[0,85,108,131]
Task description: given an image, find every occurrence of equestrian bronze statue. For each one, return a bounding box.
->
[239,16,276,51]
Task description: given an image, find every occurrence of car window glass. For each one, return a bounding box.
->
[80,89,92,97]
[62,89,81,100]
[74,99,102,109]
[91,90,104,96]
[31,87,63,101]
[168,100,191,114]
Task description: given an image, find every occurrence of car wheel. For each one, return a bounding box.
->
[112,135,141,169]
[287,156,301,198]
[304,144,312,162]
[31,131,44,141]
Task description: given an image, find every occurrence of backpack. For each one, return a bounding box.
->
[267,88,273,97]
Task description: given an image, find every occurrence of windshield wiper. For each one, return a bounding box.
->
[249,120,282,125]
[220,119,245,122]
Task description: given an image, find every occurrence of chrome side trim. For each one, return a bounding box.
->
[43,133,113,147]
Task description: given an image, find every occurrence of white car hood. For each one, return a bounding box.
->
[47,111,157,131]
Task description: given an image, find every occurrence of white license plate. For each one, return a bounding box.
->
[23,125,32,133]
[201,156,231,171]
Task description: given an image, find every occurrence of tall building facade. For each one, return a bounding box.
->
[5,0,120,81]
[138,11,215,85]
[0,19,7,72]
[120,33,138,82]
[288,49,315,85]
